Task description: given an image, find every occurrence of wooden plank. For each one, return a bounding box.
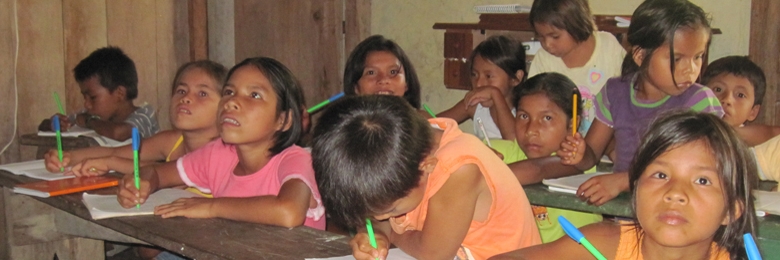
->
[106,0,161,129]
[188,0,208,61]
[155,0,185,131]
[207,0,235,67]
[62,0,108,114]
[16,0,66,161]
[344,0,371,60]
[0,0,20,164]
[750,0,780,125]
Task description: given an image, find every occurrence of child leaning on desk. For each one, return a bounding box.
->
[488,72,602,243]
[312,95,541,260]
[38,46,160,140]
[492,110,758,260]
[117,57,325,229]
[44,60,227,177]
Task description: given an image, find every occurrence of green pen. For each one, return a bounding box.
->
[53,92,66,172]
[53,92,65,114]
[423,104,436,118]
[366,218,379,260]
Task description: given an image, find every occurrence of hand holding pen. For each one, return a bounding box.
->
[351,218,390,260]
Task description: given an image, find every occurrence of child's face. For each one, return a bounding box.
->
[79,76,124,120]
[706,73,759,127]
[514,93,569,159]
[470,55,521,96]
[635,140,731,249]
[170,68,222,131]
[372,182,425,221]
[639,27,709,97]
[355,51,407,97]
[218,65,288,145]
[533,23,579,59]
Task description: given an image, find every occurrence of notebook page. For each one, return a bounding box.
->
[82,188,199,220]
[306,248,416,260]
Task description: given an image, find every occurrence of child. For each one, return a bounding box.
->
[117,57,325,231]
[438,35,526,140]
[558,0,723,205]
[528,0,625,133]
[700,55,780,146]
[38,46,160,140]
[490,72,601,243]
[312,95,541,260]
[343,35,422,110]
[492,110,758,260]
[43,60,226,176]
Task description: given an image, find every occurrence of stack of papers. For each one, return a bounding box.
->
[82,188,199,220]
[473,4,530,14]
[0,160,74,181]
[38,126,131,147]
[615,16,631,28]
[542,172,612,194]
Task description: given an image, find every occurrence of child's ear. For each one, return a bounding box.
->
[512,70,526,86]
[747,104,761,122]
[632,47,646,67]
[113,86,127,100]
[721,200,744,225]
[418,156,438,178]
[275,110,294,132]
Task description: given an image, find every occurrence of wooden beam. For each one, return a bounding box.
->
[750,0,780,125]
[188,0,208,61]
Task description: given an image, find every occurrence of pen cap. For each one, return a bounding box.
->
[559,215,584,242]
[131,127,140,150]
[52,116,60,131]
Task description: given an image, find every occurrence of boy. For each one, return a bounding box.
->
[39,46,159,140]
[312,95,540,260]
[701,55,780,146]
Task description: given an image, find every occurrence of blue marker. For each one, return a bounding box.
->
[744,233,762,260]
[132,128,141,209]
[559,216,606,260]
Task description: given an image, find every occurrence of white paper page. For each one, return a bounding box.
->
[306,248,416,260]
[38,125,96,137]
[83,188,199,220]
[542,172,613,192]
[0,160,74,181]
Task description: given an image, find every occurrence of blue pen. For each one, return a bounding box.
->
[559,216,607,260]
[53,117,64,172]
[307,92,345,113]
[744,233,762,260]
[132,128,141,209]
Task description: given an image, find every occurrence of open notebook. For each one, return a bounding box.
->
[82,188,200,220]
[306,248,415,260]
[0,160,74,181]
[38,126,131,147]
[542,172,613,194]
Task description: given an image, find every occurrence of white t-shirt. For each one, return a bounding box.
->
[528,31,626,133]
[473,104,515,140]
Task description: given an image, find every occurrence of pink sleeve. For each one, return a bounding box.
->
[176,140,222,193]
[276,147,325,222]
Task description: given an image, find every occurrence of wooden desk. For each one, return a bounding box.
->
[524,182,780,255]
[20,133,97,159]
[0,170,352,260]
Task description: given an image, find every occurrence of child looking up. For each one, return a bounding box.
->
[117,57,325,230]
[492,110,758,260]
[39,46,160,140]
[44,60,226,175]
[490,72,601,243]
[343,35,423,111]
[700,56,780,146]
[313,95,541,260]
[439,35,527,140]
[558,0,723,205]
[529,0,625,133]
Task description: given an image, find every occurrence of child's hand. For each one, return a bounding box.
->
[43,149,71,173]
[154,197,216,219]
[576,172,629,206]
[350,231,390,260]
[117,173,152,208]
[51,114,71,132]
[69,157,111,177]
[489,147,504,160]
[558,133,586,166]
[464,86,500,109]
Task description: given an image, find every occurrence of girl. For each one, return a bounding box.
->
[528,0,625,133]
[492,110,758,260]
[44,60,227,176]
[117,57,325,230]
[439,35,526,140]
[343,35,423,111]
[558,0,723,205]
[490,72,602,243]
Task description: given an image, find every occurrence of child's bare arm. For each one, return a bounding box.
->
[156,179,312,227]
[576,120,614,170]
[437,94,477,123]
[388,164,484,259]
[507,156,582,185]
[484,89,516,140]
[489,222,619,260]
[737,124,780,146]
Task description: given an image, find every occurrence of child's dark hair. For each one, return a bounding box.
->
[628,110,757,260]
[312,95,432,228]
[529,0,594,43]
[343,35,421,109]
[701,56,766,106]
[74,46,138,100]
[170,60,228,95]
[470,35,528,83]
[226,57,305,155]
[621,0,711,81]
[512,72,581,123]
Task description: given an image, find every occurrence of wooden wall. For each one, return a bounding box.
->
[0,0,200,163]
[751,0,780,125]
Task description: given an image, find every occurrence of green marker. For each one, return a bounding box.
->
[54,92,65,114]
[307,92,345,114]
[423,104,436,118]
[366,218,379,260]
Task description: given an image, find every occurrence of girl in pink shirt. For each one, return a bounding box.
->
[117,57,325,230]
